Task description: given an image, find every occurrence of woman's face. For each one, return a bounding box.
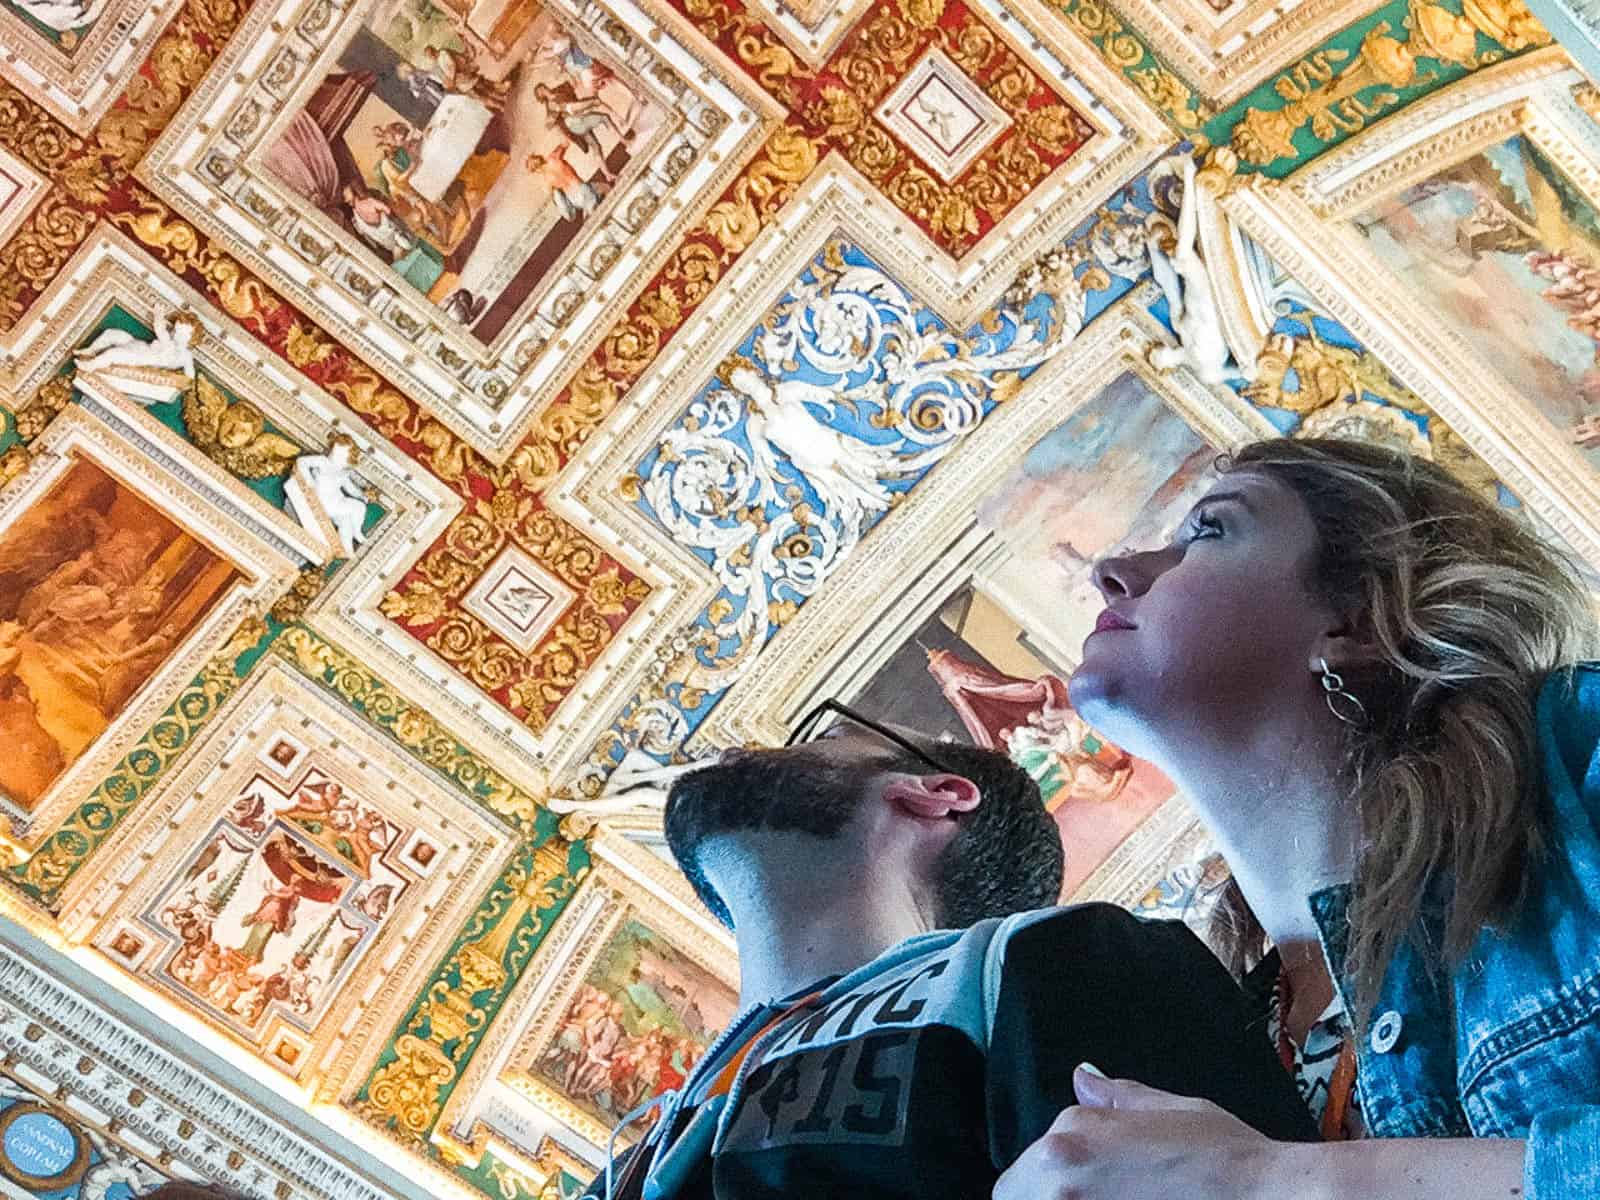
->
[1068,469,1342,761]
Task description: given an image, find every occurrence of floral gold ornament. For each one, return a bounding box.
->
[1044,0,1211,131]
[357,838,584,1141]
[271,627,550,834]
[679,0,1095,256]
[1219,0,1550,172]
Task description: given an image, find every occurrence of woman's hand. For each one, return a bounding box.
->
[993,1065,1298,1200]
[996,1066,1531,1200]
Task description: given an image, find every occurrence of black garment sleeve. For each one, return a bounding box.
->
[984,904,1319,1169]
[578,1140,646,1200]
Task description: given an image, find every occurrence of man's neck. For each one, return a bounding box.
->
[702,833,933,1009]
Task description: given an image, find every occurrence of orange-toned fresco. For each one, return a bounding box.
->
[0,458,238,812]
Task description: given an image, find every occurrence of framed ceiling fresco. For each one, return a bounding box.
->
[0,0,1596,1194]
[1221,51,1600,566]
[433,830,734,1159]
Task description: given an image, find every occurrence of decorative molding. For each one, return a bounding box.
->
[435,831,731,1159]
[1290,47,1578,214]
[1221,181,1600,571]
[137,0,780,460]
[0,930,415,1200]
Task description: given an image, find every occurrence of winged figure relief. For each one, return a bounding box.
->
[183,374,303,480]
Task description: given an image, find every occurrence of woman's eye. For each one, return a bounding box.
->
[1186,511,1223,541]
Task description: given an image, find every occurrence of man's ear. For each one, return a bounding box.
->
[882,774,981,820]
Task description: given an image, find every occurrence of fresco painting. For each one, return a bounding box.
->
[850,376,1224,896]
[975,370,1217,658]
[533,918,737,1131]
[852,586,1179,899]
[1356,134,1600,467]
[265,0,664,343]
[0,458,239,813]
[137,768,420,1041]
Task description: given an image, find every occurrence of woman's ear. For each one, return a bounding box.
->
[1311,608,1384,676]
[882,774,981,820]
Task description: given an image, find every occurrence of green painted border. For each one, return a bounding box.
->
[1047,0,1547,177]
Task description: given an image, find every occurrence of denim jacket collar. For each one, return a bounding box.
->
[1307,883,1471,1138]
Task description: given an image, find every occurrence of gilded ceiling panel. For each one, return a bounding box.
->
[0,0,1595,1192]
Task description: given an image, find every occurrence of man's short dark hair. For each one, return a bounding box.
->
[666,738,1063,930]
[904,740,1063,928]
[139,1183,251,1200]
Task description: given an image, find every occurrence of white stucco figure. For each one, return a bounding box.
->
[730,364,902,534]
[74,312,201,404]
[284,435,373,559]
[548,748,714,817]
[9,0,110,32]
[79,1128,166,1200]
[1146,156,1255,386]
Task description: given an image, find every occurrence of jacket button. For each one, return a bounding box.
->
[1369,1010,1403,1055]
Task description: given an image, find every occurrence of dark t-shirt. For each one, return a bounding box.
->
[584,905,1315,1199]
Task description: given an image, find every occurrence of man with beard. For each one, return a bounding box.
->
[583,701,1315,1200]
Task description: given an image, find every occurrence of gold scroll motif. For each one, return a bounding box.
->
[1231,0,1548,167]
[360,840,579,1139]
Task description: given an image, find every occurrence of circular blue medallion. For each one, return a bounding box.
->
[3,1110,78,1181]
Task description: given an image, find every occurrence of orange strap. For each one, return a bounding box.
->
[1276,967,1359,1142]
[1320,1038,1358,1142]
[705,992,823,1101]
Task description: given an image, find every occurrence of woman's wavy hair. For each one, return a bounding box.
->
[1210,437,1593,1026]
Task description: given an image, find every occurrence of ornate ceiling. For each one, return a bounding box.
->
[0,0,1598,1193]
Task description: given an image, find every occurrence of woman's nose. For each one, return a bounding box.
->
[1091,549,1160,599]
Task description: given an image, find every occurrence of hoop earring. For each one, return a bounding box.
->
[1319,658,1369,728]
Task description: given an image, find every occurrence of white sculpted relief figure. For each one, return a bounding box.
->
[1146,156,1257,386]
[550,748,714,817]
[8,0,110,32]
[74,312,202,405]
[78,1128,167,1200]
[284,435,374,560]
[730,364,906,535]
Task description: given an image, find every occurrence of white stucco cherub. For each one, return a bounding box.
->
[1146,156,1256,386]
[76,312,201,380]
[285,434,374,559]
[73,312,202,405]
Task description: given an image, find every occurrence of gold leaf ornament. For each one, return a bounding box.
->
[1460,0,1550,48]
[183,374,301,480]
[896,0,945,27]
[362,1035,456,1139]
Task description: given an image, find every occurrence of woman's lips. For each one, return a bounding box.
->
[1092,609,1136,634]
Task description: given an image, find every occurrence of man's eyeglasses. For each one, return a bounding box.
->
[785,698,951,776]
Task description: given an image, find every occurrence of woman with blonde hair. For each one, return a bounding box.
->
[995,437,1599,1200]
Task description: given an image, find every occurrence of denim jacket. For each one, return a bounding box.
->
[1308,664,1600,1200]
